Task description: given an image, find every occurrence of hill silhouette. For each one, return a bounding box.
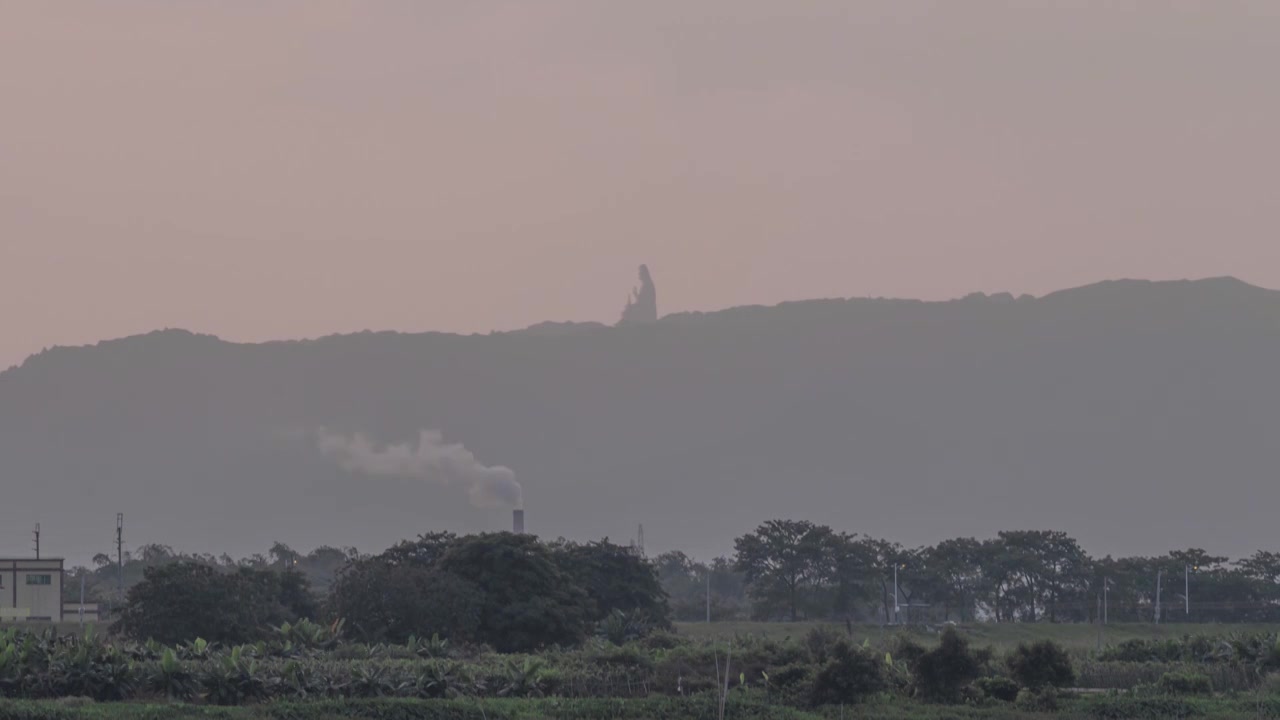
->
[3,277,1279,563]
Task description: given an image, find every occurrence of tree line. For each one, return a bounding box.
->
[115,532,670,652]
[654,520,1280,624]
[81,520,1280,651]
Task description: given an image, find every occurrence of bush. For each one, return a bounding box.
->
[598,609,661,645]
[639,632,682,651]
[1158,671,1213,696]
[1259,671,1280,695]
[803,626,842,664]
[1082,696,1203,719]
[810,640,884,706]
[1014,686,1059,712]
[890,634,927,668]
[910,628,981,702]
[975,675,1020,702]
[1007,639,1075,689]
[769,663,811,691]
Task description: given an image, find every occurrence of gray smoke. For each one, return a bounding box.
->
[316,429,522,509]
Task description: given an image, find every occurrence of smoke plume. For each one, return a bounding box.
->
[316,429,522,509]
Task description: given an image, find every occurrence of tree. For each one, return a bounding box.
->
[921,538,983,622]
[825,533,877,620]
[116,562,312,644]
[810,639,885,705]
[330,559,482,643]
[551,539,672,627]
[654,551,707,620]
[1007,640,1075,689]
[734,520,836,620]
[1237,550,1280,584]
[436,533,593,652]
[912,627,982,702]
[854,537,911,624]
[982,531,1091,622]
[378,532,457,568]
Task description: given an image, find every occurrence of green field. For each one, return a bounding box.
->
[7,621,1280,718]
[5,695,1280,720]
[676,620,1280,653]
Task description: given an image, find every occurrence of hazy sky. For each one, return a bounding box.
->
[4,2,1280,369]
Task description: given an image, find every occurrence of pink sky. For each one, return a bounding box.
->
[3,2,1280,369]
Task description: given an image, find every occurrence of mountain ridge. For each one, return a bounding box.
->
[4,275,1279,564]
[9,276,1272,371]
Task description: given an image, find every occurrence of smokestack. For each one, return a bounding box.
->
[512,509,525,534]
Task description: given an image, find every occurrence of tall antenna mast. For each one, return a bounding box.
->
[116,513,125,599]
[636,524,645,557]
[32,523,40,559]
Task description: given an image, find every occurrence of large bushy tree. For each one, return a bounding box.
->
[329,560,482,644]
[734,519,836,620]
[437,533,594,652]
[117,563,313,644]
[551,539,673,627]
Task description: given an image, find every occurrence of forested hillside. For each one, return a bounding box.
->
[3,277,1279,562]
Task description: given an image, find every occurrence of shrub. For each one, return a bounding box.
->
[639,632,683,651]
[1014,686,1059,712]
[910,627,981,702]
[598,609,661,645]
[769,663,811,691]
[1259,671,1280,695]
[1007,639,1075,689]
[1158,671,1213,696]
[1082,696,1202,719]
[890,634,927,668]
[810,640,884,706]
[975,676,1020,702]
[803,626,842,664]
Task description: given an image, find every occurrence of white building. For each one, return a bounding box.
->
[0,558,65,622]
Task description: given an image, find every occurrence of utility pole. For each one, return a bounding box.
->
[1096,593,1103,652]
[1103,577,1109,625]
[79,574,86,626]
[1185,565,1192,616]
[705,569,712,623]
[896,561,906,622]
[116,513,125,600]
[32,523,40,559]
[1155,568,1163,624]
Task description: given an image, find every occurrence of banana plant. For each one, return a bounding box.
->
[497,657,548,698]
[407,633,450,659]
[416,660,469,699]
[147,648,195,701]
[181,637,215,661]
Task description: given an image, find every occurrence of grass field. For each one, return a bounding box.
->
[4,695,1280,720]
[675,620,1280,654]
[6,622,1280,718]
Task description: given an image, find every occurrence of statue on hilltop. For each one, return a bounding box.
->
[618,265,657,325]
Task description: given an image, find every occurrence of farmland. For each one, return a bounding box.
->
[6,621,1280,719]
[677,620,1280,653]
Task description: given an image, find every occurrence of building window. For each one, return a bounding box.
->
[25,574,51,586]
